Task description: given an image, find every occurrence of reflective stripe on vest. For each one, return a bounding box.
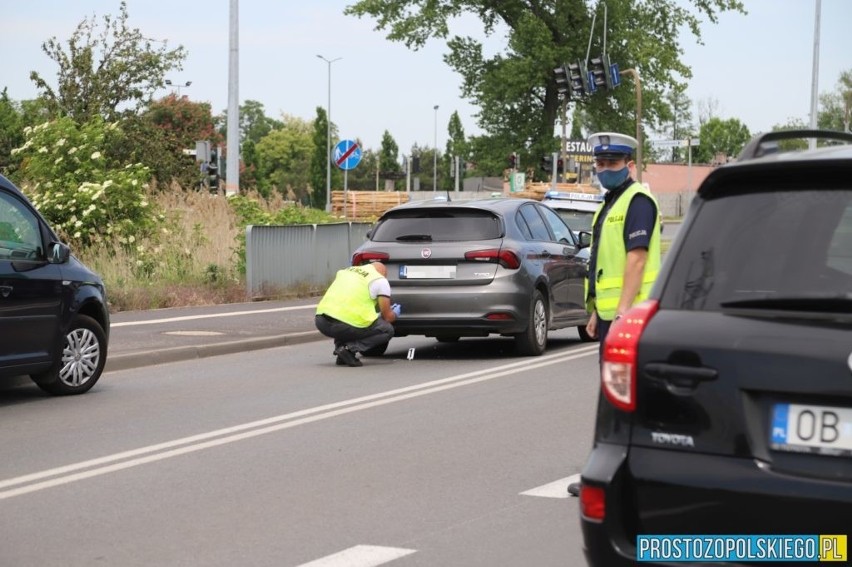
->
[585,182,661,320]
[316,265,383,328]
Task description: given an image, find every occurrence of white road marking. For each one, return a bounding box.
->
[296,545,416,567]
[520,473,581,499]
[111,304,317,327]
[0,345,597,501]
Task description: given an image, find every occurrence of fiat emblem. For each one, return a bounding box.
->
[421,248,432,259]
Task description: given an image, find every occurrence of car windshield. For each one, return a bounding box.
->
[554,209,594,232]
[660,188,852,311]
[370,209,503,242]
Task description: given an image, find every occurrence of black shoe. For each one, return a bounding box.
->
[335,346,362,367]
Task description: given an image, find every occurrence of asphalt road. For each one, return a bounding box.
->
[0,330,599,566]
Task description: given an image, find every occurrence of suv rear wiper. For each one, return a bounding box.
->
[396,234,433,241]
[720,294,852,313]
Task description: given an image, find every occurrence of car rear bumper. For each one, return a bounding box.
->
[581,443,852,566]
[390,283,531,337]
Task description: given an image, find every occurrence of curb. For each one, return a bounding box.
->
[105,330,324,373]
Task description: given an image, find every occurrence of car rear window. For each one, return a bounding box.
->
[660,188,852,310]
[370,208,503,242]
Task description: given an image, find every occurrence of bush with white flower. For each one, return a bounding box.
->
[12,116,159,249]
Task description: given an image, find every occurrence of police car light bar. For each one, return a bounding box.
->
[544,190,604,202]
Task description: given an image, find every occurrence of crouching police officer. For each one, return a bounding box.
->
[584,132,662,357]
[315,262,398,367]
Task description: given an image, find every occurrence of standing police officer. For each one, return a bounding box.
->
[584,132,662,355]
[315,262,398,367]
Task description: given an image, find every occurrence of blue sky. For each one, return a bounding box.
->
[1,1,849,154]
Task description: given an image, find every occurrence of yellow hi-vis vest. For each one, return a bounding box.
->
[316,264,384,328]
[585,181,661,320]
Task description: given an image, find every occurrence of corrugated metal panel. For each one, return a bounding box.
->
[246,222,373,299]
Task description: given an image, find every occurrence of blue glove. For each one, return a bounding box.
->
[391,303,401,316]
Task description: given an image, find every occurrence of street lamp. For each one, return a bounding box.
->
[433,104,439,192]
[317,54,341,212]
[165,79,192,97]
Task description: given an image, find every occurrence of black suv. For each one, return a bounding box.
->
[0,174,109,395]
[579,130,852,565]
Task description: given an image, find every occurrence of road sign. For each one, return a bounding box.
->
[650,139,699,148]
[334,139,362,171]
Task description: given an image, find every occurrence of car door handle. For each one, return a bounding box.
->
[644,362,718,395]
[539,250,552,258]
[0,285,12,298]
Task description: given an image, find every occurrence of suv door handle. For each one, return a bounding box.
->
[0,285,12,298]
[644,362,718,395]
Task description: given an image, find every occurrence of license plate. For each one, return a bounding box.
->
[399,265,456,279]
[770,403,852,456]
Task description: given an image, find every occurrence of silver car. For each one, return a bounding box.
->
[351,197,594,356]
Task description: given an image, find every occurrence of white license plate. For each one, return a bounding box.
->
[770,403,852,456]
[399,265,456,279]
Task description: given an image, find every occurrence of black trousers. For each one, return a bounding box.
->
[314,314,394,354]
[596,316,613,365]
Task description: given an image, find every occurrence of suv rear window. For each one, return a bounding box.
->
[660,188,852,310]
[370,209,502,242]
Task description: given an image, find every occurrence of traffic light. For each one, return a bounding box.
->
[554,64,570,96]
[540,156,564,174]
[412,156,421,173]
[567,61,592,98]
[508,152,517,169]
[589,54,614,91]
[207,149,219,193]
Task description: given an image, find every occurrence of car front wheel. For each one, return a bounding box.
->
[514,290,548,356]
[31,314,107,395]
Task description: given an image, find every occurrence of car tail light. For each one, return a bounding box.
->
[580,484,605,521]
[464,248,521,269]
[601,299,659,413]
[352,251,390,265]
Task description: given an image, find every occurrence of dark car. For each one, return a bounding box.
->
[0,174,109,395]
[351,197,595,356]
[578,130,852,565]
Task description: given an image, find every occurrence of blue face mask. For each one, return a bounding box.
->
[596,166,630,190]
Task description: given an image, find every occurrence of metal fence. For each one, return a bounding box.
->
[245,222,372,299]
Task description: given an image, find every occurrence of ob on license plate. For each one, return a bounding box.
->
[770,403,852,456]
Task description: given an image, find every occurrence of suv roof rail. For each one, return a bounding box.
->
[737,129,852,161]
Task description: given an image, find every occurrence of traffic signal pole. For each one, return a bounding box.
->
[619,68,642,183]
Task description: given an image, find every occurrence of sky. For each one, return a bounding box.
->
[1,1,850,155]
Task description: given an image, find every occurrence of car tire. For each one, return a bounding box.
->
[514,290,548,356]
[30,314,107,395]
[361,343,389,357]
[577,325,597,342]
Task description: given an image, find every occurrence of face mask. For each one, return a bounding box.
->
[596,166,629,190]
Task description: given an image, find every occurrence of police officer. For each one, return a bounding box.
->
[584,132,661,355]
[315,262,398,367]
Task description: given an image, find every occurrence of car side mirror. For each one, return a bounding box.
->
[49,241,71,264]
[577,231,592,249]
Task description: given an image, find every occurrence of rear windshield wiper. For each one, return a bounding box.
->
[395,234,433,241]
[720,294,852,313]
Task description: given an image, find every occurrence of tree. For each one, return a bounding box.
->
[771,118,808,152]
[345,0,744,168]
[0,89,25,177]
[379,130,401,190]
[443,111,468,190]
[29,1,186,122]
[310,106,337,207]
[694,117,750,163]
[664,85,694,162]
[254,115,314,203]
[818,69,852,134]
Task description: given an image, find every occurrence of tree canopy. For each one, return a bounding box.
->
[29,1,186,122]
[345,0,745,168]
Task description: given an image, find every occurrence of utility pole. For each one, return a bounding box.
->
[225,0,240,196]
[808,0,821,150]
[620,68,643,183]
[317,55,341,211]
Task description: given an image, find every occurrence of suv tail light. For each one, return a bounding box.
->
[352,251,390,265]
[464,248,521,269]
[580,484,605,521]
[601,299,659,412]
